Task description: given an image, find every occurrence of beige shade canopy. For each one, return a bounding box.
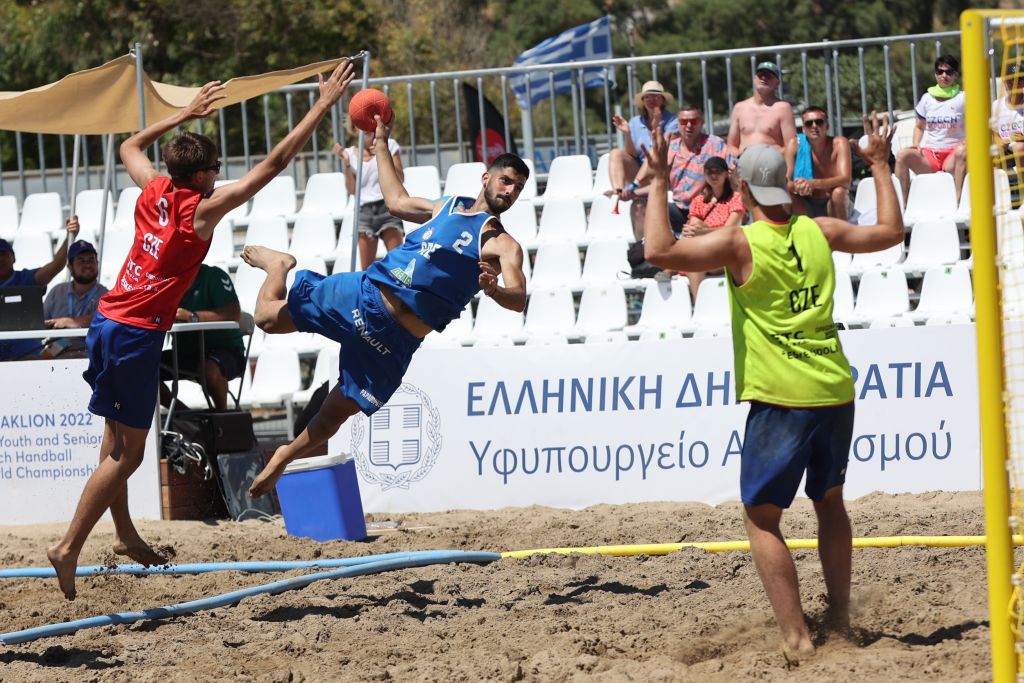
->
[0,54,349,135]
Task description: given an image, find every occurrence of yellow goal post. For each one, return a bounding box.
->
[962,9,1024,683]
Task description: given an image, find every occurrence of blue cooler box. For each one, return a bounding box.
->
[276,454,367,542]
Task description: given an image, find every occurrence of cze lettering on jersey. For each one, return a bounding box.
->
[141,233,164,259]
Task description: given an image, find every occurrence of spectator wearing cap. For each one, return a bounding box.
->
[727,61,796,157]
[607,80,680,199]
[627,105,732,238]
[993,60,1024,170]
[40,239,108,359]
[0,216,80,361]
[680,155,747,298]
[784,105,852,219]
[895,54,966,205]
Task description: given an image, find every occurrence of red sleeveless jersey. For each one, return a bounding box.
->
[99,176,211,330]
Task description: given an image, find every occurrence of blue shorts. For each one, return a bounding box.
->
[83,313,166,429]
[740,401,855,508]
[287,270,422,415]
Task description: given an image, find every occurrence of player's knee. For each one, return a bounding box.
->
[609,148,628,164]
[831,186,849,203]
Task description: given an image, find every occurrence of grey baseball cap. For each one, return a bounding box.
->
[737,144,792,206]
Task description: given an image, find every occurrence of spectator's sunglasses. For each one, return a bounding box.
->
[935,67,957,76]
[679,117,701,125]
[803,118,827,128]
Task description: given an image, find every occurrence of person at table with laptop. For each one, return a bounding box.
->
[0,216,81,361]
[39,239,109,359]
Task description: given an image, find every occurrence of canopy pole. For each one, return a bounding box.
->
[134,42,151,160]
[96,134,115,277]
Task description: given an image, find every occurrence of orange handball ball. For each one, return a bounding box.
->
[348,88,394,133]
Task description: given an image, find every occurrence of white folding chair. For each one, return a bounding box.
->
[19,192,63,237]
[299,172,348,220]
[530,240,581,289]
[534,155,593,205]
[624,278,692,337]
[443,162,486,198]
[848,267,911,327]
[523,287,578,341]
[901,220,961,275]
[535,198,587,245]
[575,283,627,336]
[908,264,973,322]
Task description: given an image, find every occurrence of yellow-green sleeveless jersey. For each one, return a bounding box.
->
[725,215,854,406]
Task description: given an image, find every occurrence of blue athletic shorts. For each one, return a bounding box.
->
[287,270,422,415]
[740,401,855,508]
[83,313,166,429]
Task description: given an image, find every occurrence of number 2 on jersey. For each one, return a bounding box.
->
[452,231,473,254]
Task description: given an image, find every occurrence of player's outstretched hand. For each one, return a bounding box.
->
[478,261,499,296]
[182,81,227,121]
[858,110,894,167]
[318,59,355,108]
[642,125,670,179]
[371,114,391,155]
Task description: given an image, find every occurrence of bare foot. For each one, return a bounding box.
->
[249,447,290,497]
[241,245,296,273]
[113,540,171,567]
[781,640,816,668]
[47,545,78,601]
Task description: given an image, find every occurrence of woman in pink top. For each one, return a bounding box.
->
[681,156,746,298]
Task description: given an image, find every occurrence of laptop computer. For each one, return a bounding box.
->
[0,286,46,331]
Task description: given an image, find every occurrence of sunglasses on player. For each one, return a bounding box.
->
[197,160,222,173]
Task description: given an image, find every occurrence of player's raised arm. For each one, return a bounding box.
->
[816,112,904,253]
[373,114,439,223]
[195,60,355,238]
[120,81,226,189]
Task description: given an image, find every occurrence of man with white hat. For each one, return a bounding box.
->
[607,80,679,199]
[644,113,903,659]
[727,61,796,157]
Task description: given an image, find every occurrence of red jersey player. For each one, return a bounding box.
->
[47,60,355,600]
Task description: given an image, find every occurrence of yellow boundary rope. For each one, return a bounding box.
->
[501,535,1024,559]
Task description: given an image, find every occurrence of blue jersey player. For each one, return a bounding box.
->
[242,113,529,497]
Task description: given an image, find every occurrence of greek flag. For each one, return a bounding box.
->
[509,16,615,109]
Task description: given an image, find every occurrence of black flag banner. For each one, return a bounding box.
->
[462,83,518,163]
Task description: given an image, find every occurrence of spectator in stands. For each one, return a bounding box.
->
[607,81,679,199]
[39,239,108,359]
[895,54,966,205]
[727,61,797,157]
[159,263,245,411]
[784,106,852,219]
[626,106,731,237]
[334,122,404,271]
[680,156,746,298]
[993,60,1024,169]
[0,216,79,361]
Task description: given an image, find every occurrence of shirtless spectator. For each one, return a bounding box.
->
[784,106,852,219]
[628,106,731,235]
[607,81,679,199]
[727,61,796,157]
[993,61,1024,170]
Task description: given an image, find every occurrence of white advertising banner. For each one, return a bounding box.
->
[332,325,980,513]
[0,359,161,524]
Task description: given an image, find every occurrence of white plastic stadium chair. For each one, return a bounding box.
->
[832,250,852,273]
[290,212,338,261]
[112,186,142,231]
[523,287,578,341]
[500,199,539,250]
[0,195,17,241]
[579,239,631,287]
[99,229,134,288]
[529,240,581,290]
[592,152,612,199]
[585,330,629,344]
[832,271,855,326]
[299,173,349,220]
[535,198,587,245]
[586,195,634,243]
[471,295,524,343]
[533,155,593,205]
[638,328,684,342]
[472,336,515,348]
[443,162,486,198]
[681,277,730,335]
[523,332,570,346]
[518,159,539,202]
[243,215,290,253]
[902,172,957,227]
[848,243,904,276]
[997,212,1024,265]
[244,347,303,436]
[403,165,442,200]
[852,174,904,220]
[233,176,296,226]
[12,232,53,269]
[848,267,911,327]
[232,262,266,314]
[962,170,1017,223]
[292,344,339,407]
[868,316,916,328]
[203,222,239,269]
[624,278,692,337]
[214,179,250,225]
[908,264,973,323]
[901,220,961,275]
[575,283,627,336]
[19,192,63,237]
[423,305,473,347]
[74,189,115,235]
